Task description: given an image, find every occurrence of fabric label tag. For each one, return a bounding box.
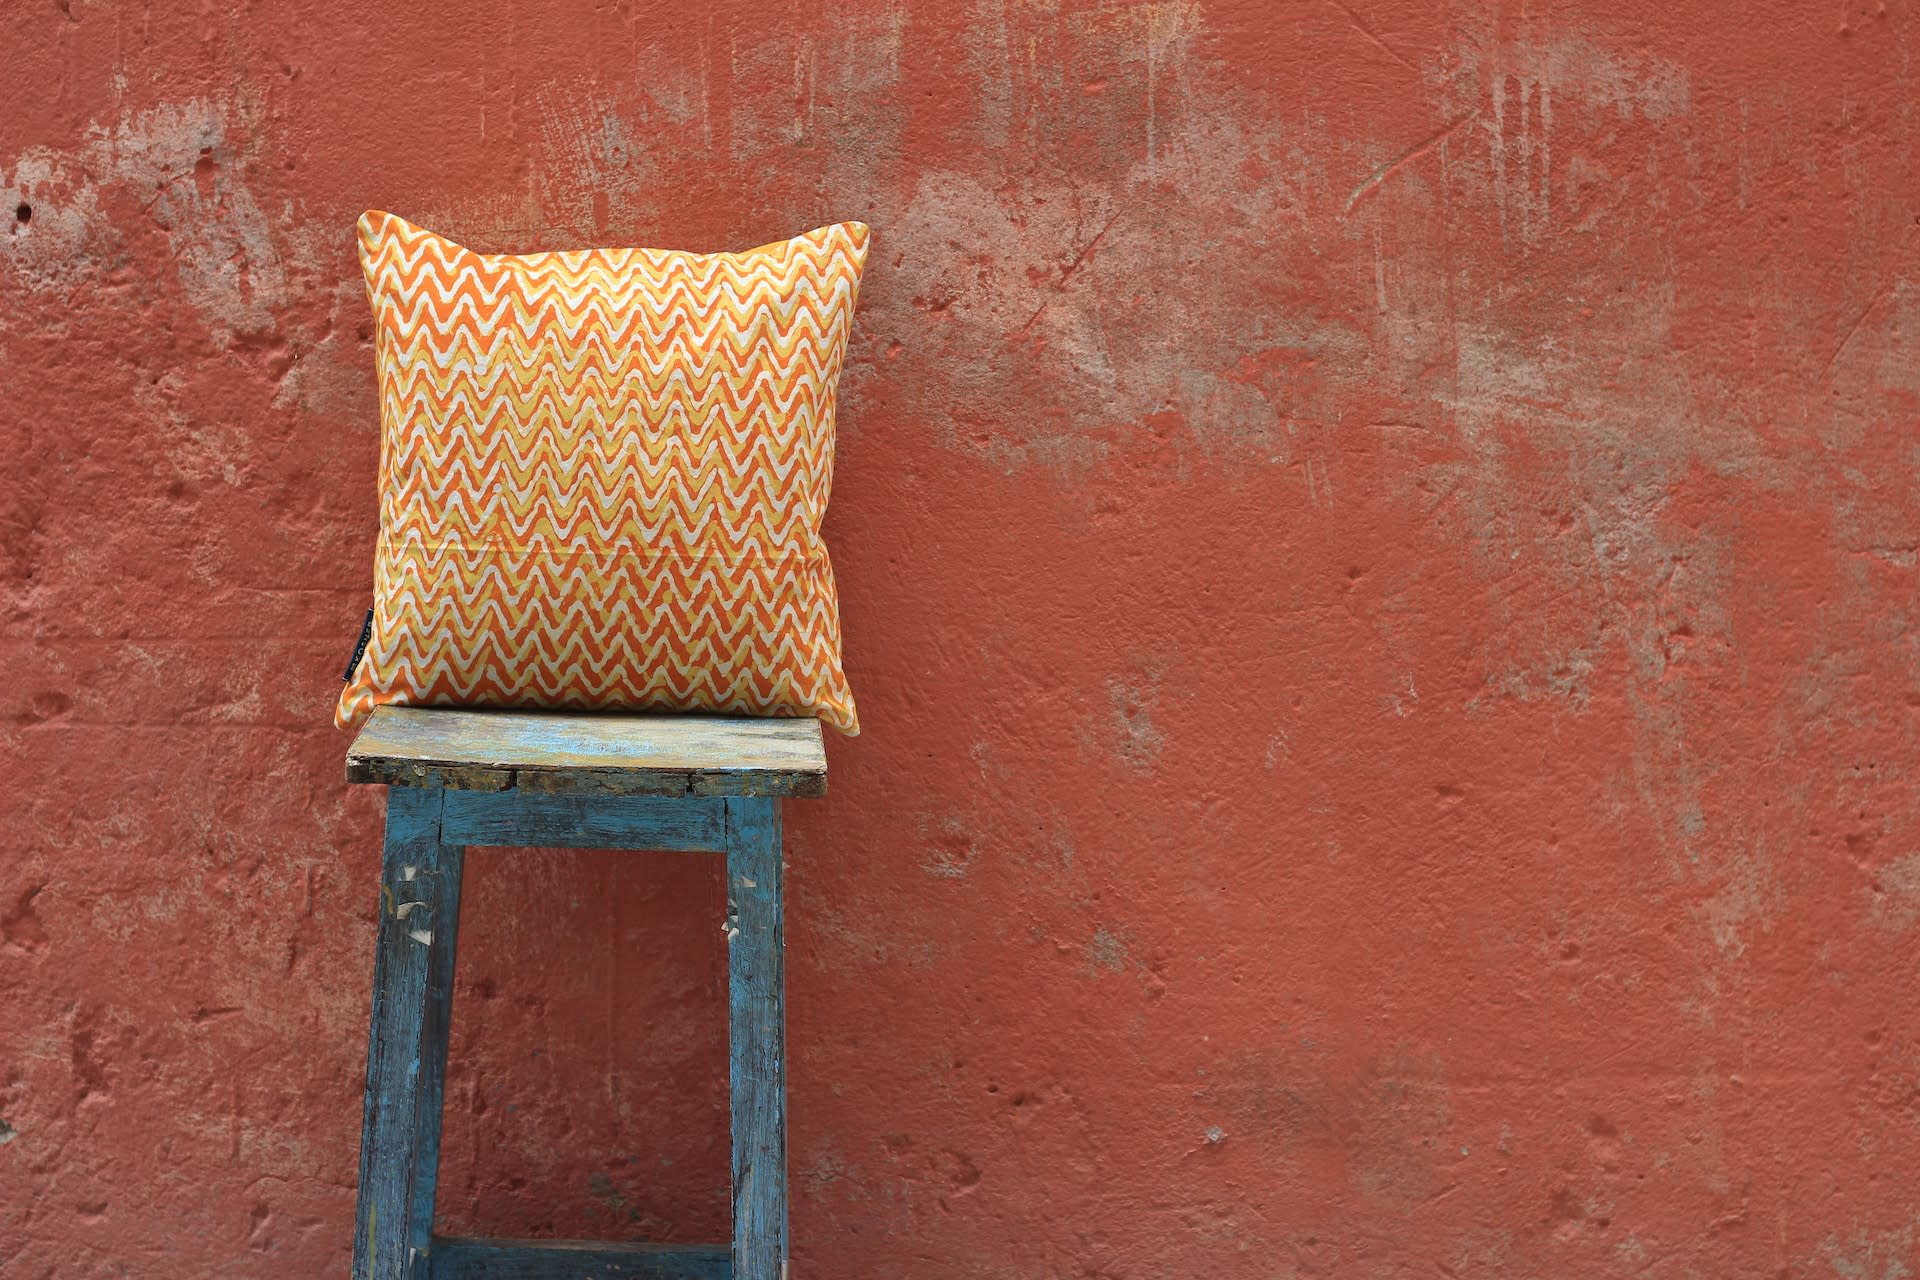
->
[342,608,374,683]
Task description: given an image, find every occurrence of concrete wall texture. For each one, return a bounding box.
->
[2,1,1918,1276]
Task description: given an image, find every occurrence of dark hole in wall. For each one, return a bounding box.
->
[14,204,29,224]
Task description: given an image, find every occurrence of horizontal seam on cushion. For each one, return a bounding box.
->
[377,541,828,560]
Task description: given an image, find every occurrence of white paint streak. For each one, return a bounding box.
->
[1459,33,1690,248]
[1506,35,1691,122]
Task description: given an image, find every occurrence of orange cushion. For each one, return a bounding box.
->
[336,211,866,733]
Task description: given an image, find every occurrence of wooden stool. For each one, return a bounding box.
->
[344,706,826,1280]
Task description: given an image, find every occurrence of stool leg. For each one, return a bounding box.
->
[725,797,787,1280]
[353,787,465,1280]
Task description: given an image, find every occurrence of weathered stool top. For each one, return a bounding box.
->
[345,706,827,797]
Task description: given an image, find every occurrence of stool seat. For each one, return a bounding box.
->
[345,707,810,1280]
[347,706,828,796]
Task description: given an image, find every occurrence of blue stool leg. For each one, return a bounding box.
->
[725,797,787,1280]
[354,787,465,1280]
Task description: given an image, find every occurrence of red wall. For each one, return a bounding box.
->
[5,2,1919,1276]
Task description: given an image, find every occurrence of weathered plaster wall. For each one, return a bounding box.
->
[3,1,1918,1276]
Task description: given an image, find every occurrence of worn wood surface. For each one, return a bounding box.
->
[724,797,788,1280]
[425,1236,731,1279]
[353,787,464,1280]
[346,707,827,797]
[441,792,729,852]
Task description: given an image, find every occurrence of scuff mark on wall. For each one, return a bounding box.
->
[1,98,286,336]
[1870,851,1920,931]
[1457,31,1692,249]
[532,81,659,238]
[1105,668,1166,767]
[1086,925,1129,973]
[1821,1217,1917,1280]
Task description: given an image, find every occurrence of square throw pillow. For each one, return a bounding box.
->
[335,211,867,734]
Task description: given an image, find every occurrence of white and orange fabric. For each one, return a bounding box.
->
[336,211,867,733]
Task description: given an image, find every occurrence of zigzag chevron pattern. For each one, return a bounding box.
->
[335,211,867,733]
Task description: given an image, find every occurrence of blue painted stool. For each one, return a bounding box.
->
[345,706,827,1280]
